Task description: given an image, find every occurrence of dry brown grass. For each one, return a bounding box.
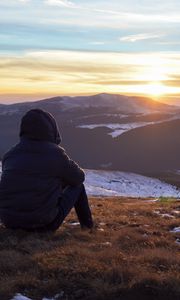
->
[0,197,179,300]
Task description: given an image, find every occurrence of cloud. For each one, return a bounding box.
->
[45,0,76,8]
[120,33,164,42]
[84,80,149,86]
[164,75,180,87]
[89,42,106,45]
[44,1,180,26]
[164,80,180,87]
[0,50,180,98]
[18,0,30,3]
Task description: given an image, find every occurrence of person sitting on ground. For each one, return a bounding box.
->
[0,109,93,231]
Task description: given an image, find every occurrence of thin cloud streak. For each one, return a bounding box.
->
[18,0,29,3]
[45,0,76,8]
[89,42,106,45]
[0,50,180,101]
[44,1,180,26]
[120,33,165,42]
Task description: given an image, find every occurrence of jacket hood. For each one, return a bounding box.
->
[19,109,61,145]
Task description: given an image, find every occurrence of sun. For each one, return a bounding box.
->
[144,82,167,98]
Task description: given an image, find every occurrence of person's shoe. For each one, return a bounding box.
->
[81,222,99,233]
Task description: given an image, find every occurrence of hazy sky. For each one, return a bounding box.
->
[0,0,180,103]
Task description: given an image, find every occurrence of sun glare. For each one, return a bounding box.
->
[144,82,167,98]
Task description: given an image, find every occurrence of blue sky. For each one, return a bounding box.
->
[0,0,180,103]
[1,0,180,53]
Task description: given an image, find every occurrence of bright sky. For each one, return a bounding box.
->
[0,0,180,104]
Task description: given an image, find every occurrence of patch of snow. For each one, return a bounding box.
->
[154,211,175,218]
[10,294,62,300]
[170,227,180,233]
[170,227,180,245]
[68,221,80,226]
[85,184,119,196]
[160,213,174,218]
[42,291,64,300]
[78,115,180,138]
[100,242,112,246]
[144,199,159,203]
[10,294,32,300]
[98,228,105,232]
[1,164,180,198]
[78,122,153,137]
[76,121,144,137]
[105,113,128,118]
[84,169,180,198]
[175,238,180,245]
[172,210,180,215]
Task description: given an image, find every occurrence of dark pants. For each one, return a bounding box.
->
[42,183,93,231]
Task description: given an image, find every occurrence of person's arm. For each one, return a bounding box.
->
[60,148,85,186]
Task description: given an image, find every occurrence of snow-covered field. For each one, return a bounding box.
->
[11,294,60,300]
[78,122,153,138]
[84,169,180,198]
[78,116,180,138]
[0,163,180,198]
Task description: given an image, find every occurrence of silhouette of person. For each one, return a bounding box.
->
[0,109,93,231]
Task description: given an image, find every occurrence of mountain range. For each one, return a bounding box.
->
[0,93,180,176]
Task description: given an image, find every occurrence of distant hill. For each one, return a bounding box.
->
[0,93,180,175]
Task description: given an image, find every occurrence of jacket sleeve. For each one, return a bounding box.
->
[59,148,85,186]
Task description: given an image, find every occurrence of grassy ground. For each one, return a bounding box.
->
[0,197,179,300]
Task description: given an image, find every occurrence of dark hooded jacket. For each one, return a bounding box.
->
[0,109,85,229]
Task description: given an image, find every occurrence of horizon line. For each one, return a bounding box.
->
[0,92,179,106]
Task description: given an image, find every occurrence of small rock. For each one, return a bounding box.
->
[101,242,112,246]
[11,294,32,300]
[54,292,64,299]
[170,227,180,233]
[172,210,180,215]
[68,221,80,226]
[175,238,180,245]
[97,228,104,232]
[99,222,106,226]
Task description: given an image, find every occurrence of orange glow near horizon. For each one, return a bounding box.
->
[0,50,180,104]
